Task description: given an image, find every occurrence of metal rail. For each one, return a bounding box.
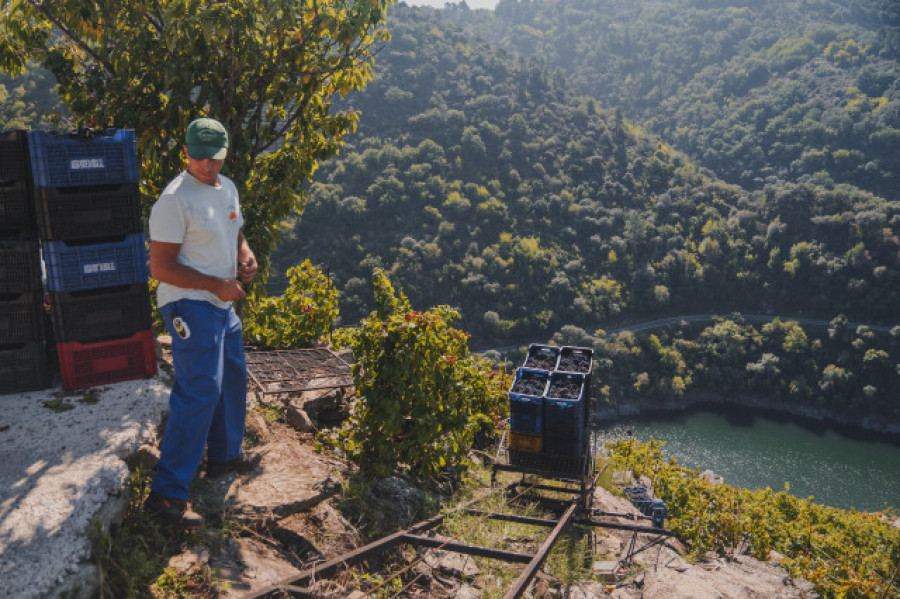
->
[248,467,608,598]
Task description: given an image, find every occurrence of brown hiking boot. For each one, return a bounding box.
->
[145,491,205,529]
[205,453,260,478]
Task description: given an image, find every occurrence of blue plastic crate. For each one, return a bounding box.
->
[508,367,549,435]
[543,372,586,457]
[509,393,543,435]
[43,233,149,292]
[28,129,138,187]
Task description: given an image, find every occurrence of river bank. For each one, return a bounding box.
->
[592,390,900,441]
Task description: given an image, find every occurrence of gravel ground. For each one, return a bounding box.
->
[0,375,170,599]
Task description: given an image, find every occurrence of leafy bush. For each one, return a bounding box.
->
[243,260,339,348]
[341,270,509,480]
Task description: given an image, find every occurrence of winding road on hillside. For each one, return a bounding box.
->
[475,314,897,354]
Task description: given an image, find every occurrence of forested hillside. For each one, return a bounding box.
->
[274,4,900,347]
[0,64,65,129]
[443,0,900,199]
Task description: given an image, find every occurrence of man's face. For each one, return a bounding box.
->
[184,146,224,186]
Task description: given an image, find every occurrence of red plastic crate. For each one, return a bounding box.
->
[57,329,157,390]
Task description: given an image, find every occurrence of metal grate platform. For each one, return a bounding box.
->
[245,348,353,401]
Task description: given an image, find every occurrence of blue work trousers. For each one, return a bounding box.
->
[151,299,247,500]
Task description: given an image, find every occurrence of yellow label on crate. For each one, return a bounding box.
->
[509,432,543,452]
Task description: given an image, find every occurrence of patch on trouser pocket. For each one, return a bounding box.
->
[172,316,191,339]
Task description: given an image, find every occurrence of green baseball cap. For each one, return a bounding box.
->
[185,117,228,160]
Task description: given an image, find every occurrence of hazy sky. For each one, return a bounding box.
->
[403,0,499,10]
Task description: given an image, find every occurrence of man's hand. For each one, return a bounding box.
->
[237,256,258,283]
[215,278,247,302]
[237,231,258,284]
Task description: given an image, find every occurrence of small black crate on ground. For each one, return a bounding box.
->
[51,283,152,343]
[0,340,50,394]
[0,292,45,344]
[0,130,29,181]
[0,179,36,231]
[0,234,41,293]
[36,183,142,241]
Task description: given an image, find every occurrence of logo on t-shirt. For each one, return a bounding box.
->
[228,205,238,220]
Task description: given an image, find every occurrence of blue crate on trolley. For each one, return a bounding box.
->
[28,129,138,188]
[43,233,149,292]
[543,371,586,457]
[558,345,594,424]
[508,367,549,436]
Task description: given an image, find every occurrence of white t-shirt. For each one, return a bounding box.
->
[149,170,244,309]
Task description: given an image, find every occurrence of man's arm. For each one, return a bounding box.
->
[236,231,258,283]
[150,240,246,302]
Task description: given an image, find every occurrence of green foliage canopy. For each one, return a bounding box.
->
[0,0,390,281]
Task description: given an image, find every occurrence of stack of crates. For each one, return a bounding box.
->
[507,344,593,469]
[0,131,49,393]
[28,129,157,390]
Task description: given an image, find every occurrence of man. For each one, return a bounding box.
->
[146,117,258,528]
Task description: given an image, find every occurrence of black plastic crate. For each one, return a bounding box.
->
[0,234,42,293]
[28,129,138,187]
[523,344,560,370]
[558,346,593,374]
[0,130,29,181]
[36,183,142,241]
[0,340,50,393]
[0,292,45,344]
[508,448,587,479]
[0,178,36,231]
[51,283,152,343]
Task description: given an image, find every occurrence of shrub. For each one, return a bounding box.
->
[341,270,509,480]
[243,260,338,348]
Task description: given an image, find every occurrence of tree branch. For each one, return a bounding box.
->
[24,0,117,77]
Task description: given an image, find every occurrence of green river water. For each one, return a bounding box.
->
[595,407,900,512]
